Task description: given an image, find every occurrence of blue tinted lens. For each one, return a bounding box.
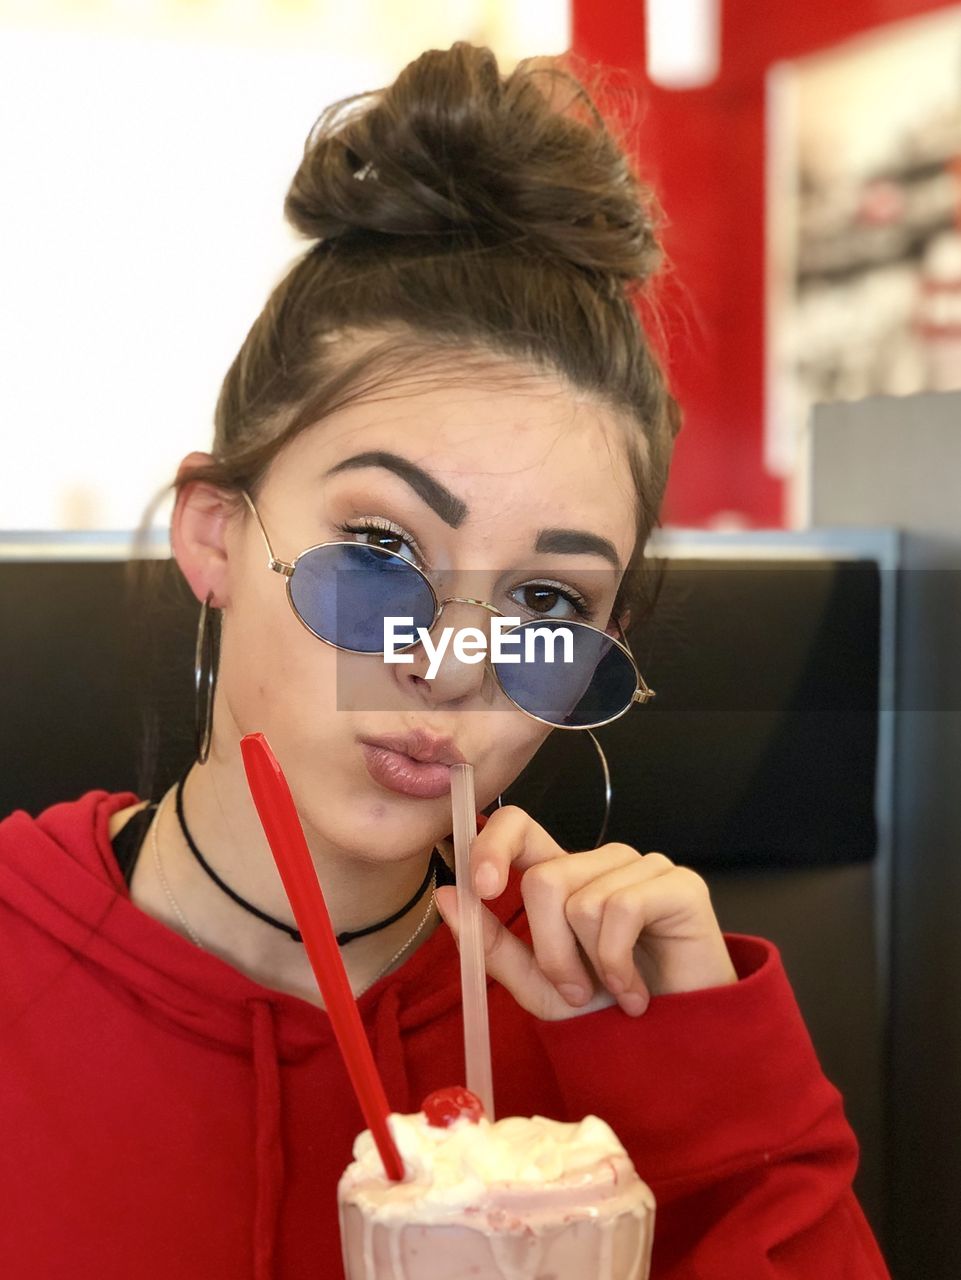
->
[288,543,436,652]
[492,619,637,727]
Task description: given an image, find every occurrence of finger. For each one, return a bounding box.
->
[593,867,714,1001]
[520,846,645,1005]
[466,805,568,899]
[562,857,677,1012]
[433,885,614,1022]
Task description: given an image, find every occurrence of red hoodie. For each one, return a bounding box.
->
[0,791,889,1280]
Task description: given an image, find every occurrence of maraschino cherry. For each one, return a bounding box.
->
[422,1086,487,1128]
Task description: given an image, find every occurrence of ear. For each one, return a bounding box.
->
[606,608,631,638]
[170,452,236,608]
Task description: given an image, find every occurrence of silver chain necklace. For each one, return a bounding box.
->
[152,787,204,948]
[354,874,437,997]
[149,787,438,990]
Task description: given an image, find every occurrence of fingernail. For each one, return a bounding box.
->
[619,991,648,1017]
[603,971,626,995]
[558,983,589,1007]
[473,862,499,898]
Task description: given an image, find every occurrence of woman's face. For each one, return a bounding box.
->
[206,360,639,864]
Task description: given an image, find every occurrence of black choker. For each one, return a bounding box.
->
[173,772,441,945]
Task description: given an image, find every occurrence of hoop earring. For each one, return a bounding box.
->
[495,728,611,851]
[194,594,220,766]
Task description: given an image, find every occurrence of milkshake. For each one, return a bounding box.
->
[338,1092,655,1280]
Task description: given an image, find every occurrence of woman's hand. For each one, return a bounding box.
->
[433,804,738,1021]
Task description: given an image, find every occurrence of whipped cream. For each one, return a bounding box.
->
[339,1111,640,1221]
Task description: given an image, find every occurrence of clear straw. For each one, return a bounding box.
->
[450,762,495,1121]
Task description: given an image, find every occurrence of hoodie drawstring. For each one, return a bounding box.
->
[371,985,409,1112]
[246,987,405,1279]
[249,999,284,1280]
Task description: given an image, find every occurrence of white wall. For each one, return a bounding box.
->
[0,2,569,530]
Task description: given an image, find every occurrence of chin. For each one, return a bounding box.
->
[300,795,445,863]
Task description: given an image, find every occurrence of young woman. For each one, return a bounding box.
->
[0,44,888,1279]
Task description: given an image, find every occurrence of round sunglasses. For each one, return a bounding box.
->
[240,491,654,730]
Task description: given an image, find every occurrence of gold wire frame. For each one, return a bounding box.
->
[239,490,655,730]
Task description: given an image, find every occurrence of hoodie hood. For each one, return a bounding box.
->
[0,790,525,1279]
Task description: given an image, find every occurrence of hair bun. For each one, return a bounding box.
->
[284,43,662,287]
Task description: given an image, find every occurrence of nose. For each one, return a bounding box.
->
[399,597,504,708]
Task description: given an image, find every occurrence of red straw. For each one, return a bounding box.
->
[239,732,405,1182]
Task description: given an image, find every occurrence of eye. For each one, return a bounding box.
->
[510,581,594,622]
[336,518,427,568]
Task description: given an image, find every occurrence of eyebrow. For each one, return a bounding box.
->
[533,528,622,572]
[326,450,469,528]
[324,450,622,572]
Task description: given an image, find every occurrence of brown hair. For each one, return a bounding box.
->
[183,42,681,623]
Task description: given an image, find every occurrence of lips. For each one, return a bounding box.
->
[358,730,467,800]
[359,730,466,767]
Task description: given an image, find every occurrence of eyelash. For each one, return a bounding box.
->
[336,517,429,565]
[335,518,595,619]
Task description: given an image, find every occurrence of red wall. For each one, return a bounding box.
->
[572,0,961,527]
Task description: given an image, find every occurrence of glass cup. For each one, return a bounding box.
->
[338,1121,656,1280]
